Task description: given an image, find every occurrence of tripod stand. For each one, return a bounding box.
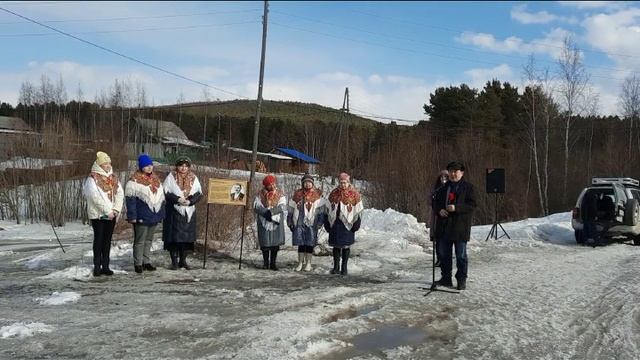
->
[485,193,511,241]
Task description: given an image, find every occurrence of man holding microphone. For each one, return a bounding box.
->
[433,161,477,290]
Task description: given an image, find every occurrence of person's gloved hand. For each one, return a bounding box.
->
[264,210,272,222]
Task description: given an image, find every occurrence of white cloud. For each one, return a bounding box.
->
[457,28,572,59]
[557,1,628,10]
[582,7,640,69]
[261,72,435,122]
[511,4,578,25]
[464,64,514,89]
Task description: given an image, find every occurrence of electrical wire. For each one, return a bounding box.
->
[0,6,251,100]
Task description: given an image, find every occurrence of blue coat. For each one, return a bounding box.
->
[287,198,326,247]
[125,177,166,225]
[324,206,361,247]
[125,196,165,225]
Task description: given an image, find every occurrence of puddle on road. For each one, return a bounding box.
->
[329,324,428,359]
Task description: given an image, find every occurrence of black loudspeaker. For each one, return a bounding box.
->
[486,168,505,194]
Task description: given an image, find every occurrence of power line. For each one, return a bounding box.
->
[0,20,261,37]
[269,21,631,84]
[348,8,640,61]
[0,8,262,25]
[0,6,250,100]
[271,9,635,77]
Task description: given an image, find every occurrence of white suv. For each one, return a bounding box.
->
[571,177,640,245]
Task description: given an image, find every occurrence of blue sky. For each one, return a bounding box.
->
[0,1,638,121]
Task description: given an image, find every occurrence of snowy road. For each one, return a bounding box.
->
[1,211,640,359]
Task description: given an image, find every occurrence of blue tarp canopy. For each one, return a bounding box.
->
[275,147,321,164]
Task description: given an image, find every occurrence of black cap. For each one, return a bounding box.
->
[446,161,465,171]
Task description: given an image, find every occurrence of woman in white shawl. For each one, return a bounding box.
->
[162,156,203,270]
[83,151,124,277]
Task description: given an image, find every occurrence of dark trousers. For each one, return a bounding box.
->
[440,237,468,281]
[583,220,597,241]
[297,245,313,253]
[91,219,116,270]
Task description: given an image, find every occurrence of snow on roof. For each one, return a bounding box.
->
[160,136,207,148]
[227,146,293,160]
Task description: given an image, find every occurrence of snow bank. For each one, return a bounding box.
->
[0,322,53,339]
[35,291,81,305]
[41,266,92,281]
[24,251,55,269]
[470,212,574,246]
[0,250,14,256]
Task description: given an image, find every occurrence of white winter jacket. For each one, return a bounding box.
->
[83,162,124,220]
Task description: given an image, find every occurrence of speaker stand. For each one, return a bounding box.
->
[485,193,511,241]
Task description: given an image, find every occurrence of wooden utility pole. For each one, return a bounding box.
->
[249,0,269,186]
[217,113,221,165]
[335,87,349,173]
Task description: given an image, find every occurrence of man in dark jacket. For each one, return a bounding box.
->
[433,161,477,290]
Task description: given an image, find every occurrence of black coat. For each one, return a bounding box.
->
[162,191,203,247]
[433,179,476,242]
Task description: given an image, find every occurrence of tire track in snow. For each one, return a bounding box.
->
[569,254,640,359]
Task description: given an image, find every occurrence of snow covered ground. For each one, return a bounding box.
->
[1,210,640,359]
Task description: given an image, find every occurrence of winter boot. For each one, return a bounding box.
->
[169,251,179,270]
[143,263,156,271]
[457,279,466,290]
[434,277,453,287]
[261,249,269,269]
[295,252,304,272]
[269,247,279,271]
[101,268,114,276]
[304,253,312,272]
[340,248,350,276]
[178,249,191,270]
[330,248,341,274]
[93,267,102,277]
[134,265,143,274]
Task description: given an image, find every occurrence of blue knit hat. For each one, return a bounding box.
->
[138,154,153,169]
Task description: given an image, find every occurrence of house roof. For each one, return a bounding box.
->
[228,146,293,160]
[0,116,33,132]
[275,147,320,164]
[134,117,189,140]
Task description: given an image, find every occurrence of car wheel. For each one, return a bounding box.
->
[575,230,584,244]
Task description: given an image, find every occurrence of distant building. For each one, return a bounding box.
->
[273,147,320,174]
[0,116,39,160]
[127,117,207,159]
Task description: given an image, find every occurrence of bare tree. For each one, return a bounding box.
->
[620,73,640,160]
[556,36,590,207]
[521,55,546,216]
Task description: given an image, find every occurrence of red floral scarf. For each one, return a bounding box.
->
[131,171,161,194]
[329,185,361,212]
[90,172,119,202]
[173,171,195,197]
[292,188,322,212]
[260,188,284,208]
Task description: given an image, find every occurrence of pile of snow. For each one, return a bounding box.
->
[0,322,53,339]
[40,265,92,281]
[24,252,55,269]
[35,291,81,305]
[0,220,91,242]
[0,250,14,256]
[470,212,574,246]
